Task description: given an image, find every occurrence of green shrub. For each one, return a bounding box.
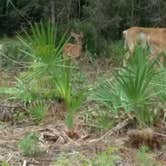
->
[91,46,159,126]
[0,21,87,128]
[136,146,159,166]
[116,47,156,122]
[19,132,40,157]
[28,101,47,123]
[0,21,68,102]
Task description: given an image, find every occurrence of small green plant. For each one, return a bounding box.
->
[0,76,41,104]
[109,40,126,64]
[65,89,87,128]
[139,145,150,153]
[29,101,47,123]
[19,132,40,157]
[52,58,87,128]
[96,109,114,129]
[136,146,157,166]
[0,161,11,166]
[110,40,126,56]
[92,147,120,166]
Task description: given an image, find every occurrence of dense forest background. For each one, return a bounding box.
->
[0,0,166,55]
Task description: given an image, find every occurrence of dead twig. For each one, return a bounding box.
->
[88,118,134,143]
[23,160,27,166]
[61,131,80,146]
[7,153,14,162]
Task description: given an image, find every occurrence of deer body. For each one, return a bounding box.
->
[63,32,83,59]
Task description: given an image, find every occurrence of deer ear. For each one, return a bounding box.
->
[70,32,76,36]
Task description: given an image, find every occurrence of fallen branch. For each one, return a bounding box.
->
[88,118,134,143]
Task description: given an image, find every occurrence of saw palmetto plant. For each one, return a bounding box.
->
[0,21,87,128]
[91,46,159,126]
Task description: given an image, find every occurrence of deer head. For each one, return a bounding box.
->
[70,32,83,44]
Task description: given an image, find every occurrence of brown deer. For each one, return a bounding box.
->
[63,32,83,59]
[123,27,166,65]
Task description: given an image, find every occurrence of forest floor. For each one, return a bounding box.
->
[0,58,166,166]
